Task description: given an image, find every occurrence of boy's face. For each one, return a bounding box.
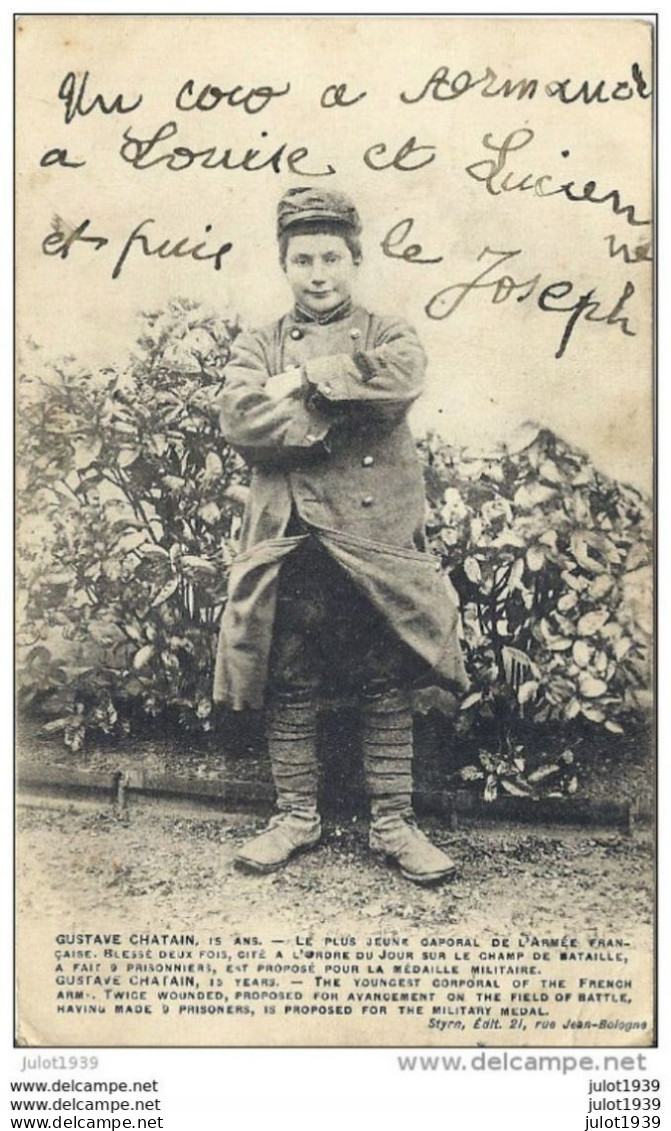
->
[283,232,357,316]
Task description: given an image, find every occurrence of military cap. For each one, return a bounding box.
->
[277,187,362,238]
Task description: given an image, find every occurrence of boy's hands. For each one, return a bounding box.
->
[265,367,304,400]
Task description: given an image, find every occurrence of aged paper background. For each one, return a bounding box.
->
[15,14,654,1047]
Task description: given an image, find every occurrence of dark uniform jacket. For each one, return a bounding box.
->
[213,304,468,709]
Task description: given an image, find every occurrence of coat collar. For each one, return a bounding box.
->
[293,298,353,325]
[282,304,370,335]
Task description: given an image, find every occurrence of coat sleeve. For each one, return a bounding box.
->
[217,330,332,464]
[301,317,426,407]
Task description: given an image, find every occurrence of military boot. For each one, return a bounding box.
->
[362,686,457,885]
[234,690,322,873]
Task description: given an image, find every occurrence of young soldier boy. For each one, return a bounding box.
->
[214,186,468,884]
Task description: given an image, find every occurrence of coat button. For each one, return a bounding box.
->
[362,455,374,467]
[350,328,361,340]
[361,495,374,507]
[322,382,333,395]
[290,327,304,340]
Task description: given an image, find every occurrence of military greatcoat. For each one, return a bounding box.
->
[213,304,469,709]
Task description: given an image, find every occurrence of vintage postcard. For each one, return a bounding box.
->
[15,14,654,1047]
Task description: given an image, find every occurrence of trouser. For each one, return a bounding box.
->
[265,539,415,819]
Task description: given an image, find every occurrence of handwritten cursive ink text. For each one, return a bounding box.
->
[465,128,651,226]
[425,246,636,359]
[58,71,143,125]
[381,218,443,264]
[119,120,335,176]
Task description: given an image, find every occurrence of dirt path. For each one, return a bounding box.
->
[17,800,653,938]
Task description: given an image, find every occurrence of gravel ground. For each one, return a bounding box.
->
[17,800,653,937]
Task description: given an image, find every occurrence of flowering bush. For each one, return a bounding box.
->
[17,305,652,799]
[420,425,652,798]
[17,300,247,750]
